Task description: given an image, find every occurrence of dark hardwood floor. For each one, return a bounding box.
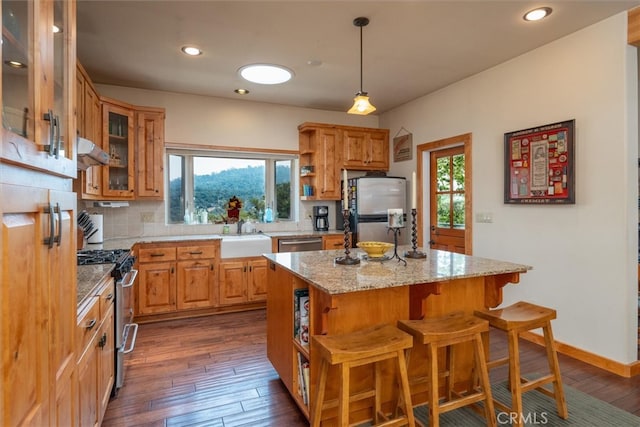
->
[103,309,640,426]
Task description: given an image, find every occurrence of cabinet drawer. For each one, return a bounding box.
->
[139,247,176,263]
[77,297,100,355]
[98,279,115,318]
[177,245,217,260]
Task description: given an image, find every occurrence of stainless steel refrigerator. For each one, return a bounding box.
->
[340,176,407,244]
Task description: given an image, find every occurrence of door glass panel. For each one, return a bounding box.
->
[436,156,450,191]
[53,0,68,157]
[2,0,33,139]
[437,194,451,228]
[452,153,465,191]
[106,112,130,191]
[453,193,465,229]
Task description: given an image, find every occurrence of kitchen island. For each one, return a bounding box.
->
[264,247,531,425]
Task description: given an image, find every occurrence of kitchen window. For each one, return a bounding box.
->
[166,149,296,224]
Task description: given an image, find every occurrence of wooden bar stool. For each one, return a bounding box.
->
[311,323,416,427]
[397,313,496,427]
[474,301,568,427]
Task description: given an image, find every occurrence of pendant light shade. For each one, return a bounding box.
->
[348,17,376,115]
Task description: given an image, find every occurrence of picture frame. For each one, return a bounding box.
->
[393,133,413,162]
[504,119,575,204]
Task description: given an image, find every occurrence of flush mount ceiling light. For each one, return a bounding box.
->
[347,17,376,115]
[181,46,202,56]
[239,64,293,84]
[523,7,552,21]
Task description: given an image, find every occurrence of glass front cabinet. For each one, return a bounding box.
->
[102,100,135,198]
[2,0,76,177]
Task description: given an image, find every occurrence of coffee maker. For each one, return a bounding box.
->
[313,205,329,231]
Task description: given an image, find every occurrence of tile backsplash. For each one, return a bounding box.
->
[81,200,313,240]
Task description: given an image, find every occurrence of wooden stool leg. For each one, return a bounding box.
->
[543,322,568,419]
[374,361,382,424]
[396,349,416,427]
[508,330,524,427]
[312,359,329,427]
[339,362,350,426]
[445,345,454,401]
[473,334,496,427]
[427,343,440,427]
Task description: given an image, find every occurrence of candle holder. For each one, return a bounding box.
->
[387,226,407,266]
[335,209,360,265]
[405,208,427,259]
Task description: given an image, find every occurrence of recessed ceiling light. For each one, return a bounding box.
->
[181,46,202,56]
[5,60,26,69]
[234,88,250,95]
[523,7,552,21]
[52,24,62,33]
[239,64,293,85]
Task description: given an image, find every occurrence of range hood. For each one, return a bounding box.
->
[77,136,109,170]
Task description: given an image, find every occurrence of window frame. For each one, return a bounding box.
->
[165,146,298,224]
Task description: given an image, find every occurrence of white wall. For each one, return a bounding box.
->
[381,13,639,364]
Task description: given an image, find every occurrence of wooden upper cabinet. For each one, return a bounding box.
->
[298,123,342,201]
[1,0,77,178]
[136,109,165,199]
[76,63,102,197]
[343,128,389,171]
[298,122,389,200]
[102,99,136,199]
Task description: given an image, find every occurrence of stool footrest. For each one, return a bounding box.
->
[486,356,509,370]
[320,389,377,410]
[439,391,491,414]
[520,374,556,396]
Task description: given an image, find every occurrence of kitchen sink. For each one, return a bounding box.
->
[220,234,272,258]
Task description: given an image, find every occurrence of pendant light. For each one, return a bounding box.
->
[347,17,376,115]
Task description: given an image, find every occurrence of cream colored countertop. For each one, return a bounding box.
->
[263,246,532,295]
[77,264,114,306]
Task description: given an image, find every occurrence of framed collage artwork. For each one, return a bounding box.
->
[504,119,575,204]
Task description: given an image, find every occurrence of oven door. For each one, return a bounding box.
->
[115,268,138,389]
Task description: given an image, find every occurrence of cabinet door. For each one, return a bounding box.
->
[48,189,78,426]
[219,261,247,305]
[83,83,102,197]
[247,258,268,301]
[136,110,165,199]
[138,261,176,314]
[316,128,341,200]
[365,130,389,170]
[177,260,217,309]
[323,234,350,250]
[342,130,367,168]
[77,337,99,427]
[98,307,114,422]
[102,101,135,199]
[1,184,50,426]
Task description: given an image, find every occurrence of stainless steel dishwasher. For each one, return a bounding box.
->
[277,237,323,252]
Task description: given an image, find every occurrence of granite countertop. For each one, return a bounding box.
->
[264,230,344,238]
[263,246,532,295]
[77,264,115,307]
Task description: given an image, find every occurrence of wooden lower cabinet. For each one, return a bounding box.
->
[1,182,78,427]
[322,233,351,250]
[137,241,219,316]
[219,257,268,305]
[76,278,115,427]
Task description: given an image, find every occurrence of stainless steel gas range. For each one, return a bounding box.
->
[77,248,138,391]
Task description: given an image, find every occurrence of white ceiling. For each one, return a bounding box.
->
[76,1,640,115]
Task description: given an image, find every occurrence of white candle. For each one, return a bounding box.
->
[343,169,349,209]
[411,171,417,210]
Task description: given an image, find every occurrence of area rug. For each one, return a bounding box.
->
[411,380,640,426]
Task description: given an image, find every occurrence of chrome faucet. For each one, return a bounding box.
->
[237,219,245,234]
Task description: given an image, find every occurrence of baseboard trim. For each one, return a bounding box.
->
[520,331,640,378]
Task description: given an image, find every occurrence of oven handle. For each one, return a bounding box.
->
[121,323,138,354]
[119,269,138,288]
